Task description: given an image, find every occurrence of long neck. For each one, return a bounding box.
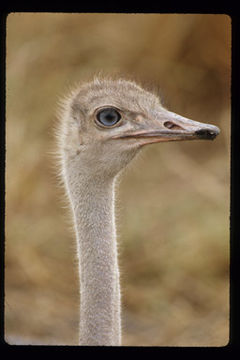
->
[65,170,121,346]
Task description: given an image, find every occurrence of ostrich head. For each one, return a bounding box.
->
[59,77,220,179]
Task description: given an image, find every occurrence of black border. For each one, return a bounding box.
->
[1,5,239,355]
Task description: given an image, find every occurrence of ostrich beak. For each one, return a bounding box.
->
[114,109,220,144]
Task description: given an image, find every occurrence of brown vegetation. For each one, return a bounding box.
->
[6,13,230,346]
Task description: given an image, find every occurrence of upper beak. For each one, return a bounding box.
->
[113,109,220,144]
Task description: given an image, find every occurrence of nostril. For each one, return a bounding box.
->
[163,121,184,131]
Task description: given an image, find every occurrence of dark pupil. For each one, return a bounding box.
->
[97,108,121,126]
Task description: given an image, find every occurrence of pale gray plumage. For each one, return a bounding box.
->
[56,76,220,346]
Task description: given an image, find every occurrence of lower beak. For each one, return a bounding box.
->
[114,110,220,144]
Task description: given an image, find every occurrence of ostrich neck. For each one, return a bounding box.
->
[66,171,121,346]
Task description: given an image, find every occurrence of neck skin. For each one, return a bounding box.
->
[65,168,121,346]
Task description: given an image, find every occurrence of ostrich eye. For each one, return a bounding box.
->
[96,108,121,127]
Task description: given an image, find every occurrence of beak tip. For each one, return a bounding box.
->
[215,126,221,135]
[195,125,220,140]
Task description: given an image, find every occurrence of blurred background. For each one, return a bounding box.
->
[6,13,230,346]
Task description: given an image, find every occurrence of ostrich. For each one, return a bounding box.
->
[56,77,220,346]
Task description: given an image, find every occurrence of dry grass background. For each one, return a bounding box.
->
[5,13,230,346]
